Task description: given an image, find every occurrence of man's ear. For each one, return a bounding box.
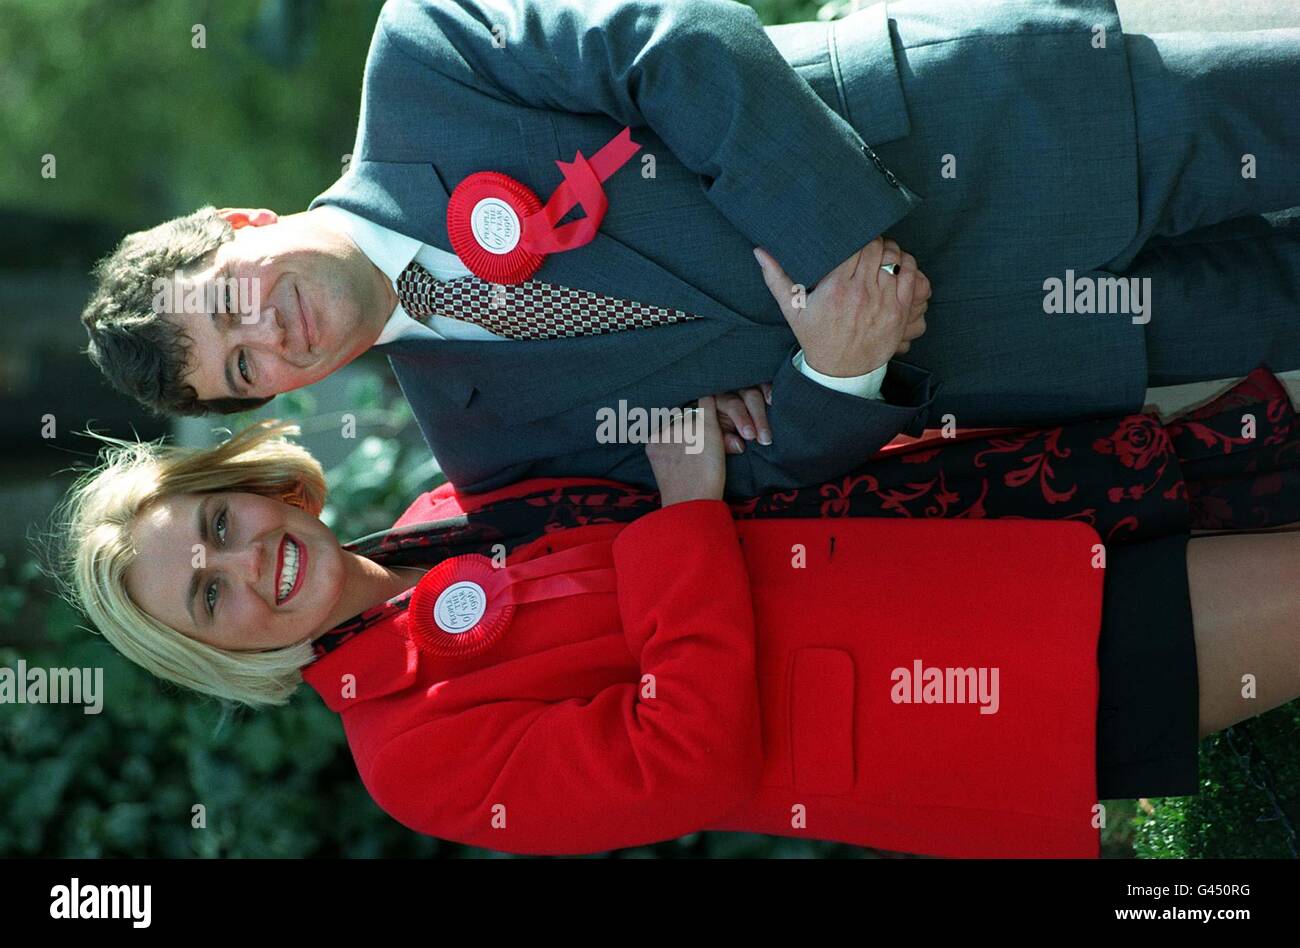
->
[217,208,278,229]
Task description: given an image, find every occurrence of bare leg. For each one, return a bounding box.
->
[1188,531,1300,737]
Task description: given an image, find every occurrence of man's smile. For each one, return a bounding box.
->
[295,283,317,353]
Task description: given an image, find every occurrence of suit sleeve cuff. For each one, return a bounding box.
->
[880,358,942,436]
[792,349,887,400]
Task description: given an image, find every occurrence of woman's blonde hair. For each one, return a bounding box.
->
[52,420,328,709]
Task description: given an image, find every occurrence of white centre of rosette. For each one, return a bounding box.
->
[433,581,487,634]
[470,197,521,254]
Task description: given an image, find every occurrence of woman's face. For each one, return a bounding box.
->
[125,491,346,651]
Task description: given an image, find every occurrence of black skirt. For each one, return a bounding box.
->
[1096,533,1200,798]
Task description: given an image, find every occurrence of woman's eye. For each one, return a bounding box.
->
[205,581,218,615]
[237,351,252,386]
[215,508,228,544]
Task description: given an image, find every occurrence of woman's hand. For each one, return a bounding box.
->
[646,394,726,505]
[715,383,773,454]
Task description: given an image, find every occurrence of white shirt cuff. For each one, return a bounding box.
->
[792,349,888,401]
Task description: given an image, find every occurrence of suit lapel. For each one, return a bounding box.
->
[380,317,732,426]
[313,159,454,253]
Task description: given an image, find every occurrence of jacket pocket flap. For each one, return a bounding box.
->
[790,647,856,795]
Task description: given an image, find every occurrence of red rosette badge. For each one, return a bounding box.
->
[446,172,547,284]
[445,126,643,284]
[408,554,513,659]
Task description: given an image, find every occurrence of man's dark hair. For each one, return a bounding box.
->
[81,205,274,417]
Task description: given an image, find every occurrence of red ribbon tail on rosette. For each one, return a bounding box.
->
[519,127,641,253]
[407,546,615,658]
[491,544,617,603]
[519,151,609,253]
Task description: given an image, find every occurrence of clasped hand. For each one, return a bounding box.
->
[646,237,932,505]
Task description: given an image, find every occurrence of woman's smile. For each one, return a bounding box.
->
[276,532,307,604]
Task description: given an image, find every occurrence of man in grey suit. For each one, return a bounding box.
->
[81,0,1300,494]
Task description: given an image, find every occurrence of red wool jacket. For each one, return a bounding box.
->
[301,480,1104,858]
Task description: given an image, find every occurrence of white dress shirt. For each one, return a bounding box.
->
[316,205,887,399]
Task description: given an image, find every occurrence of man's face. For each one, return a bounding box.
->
[163,209,394,401]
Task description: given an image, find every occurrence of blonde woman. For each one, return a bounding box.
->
[53,372,1300,857]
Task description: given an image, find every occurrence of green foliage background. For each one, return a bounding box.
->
[1,0,1295,858]
[0,0,384,228]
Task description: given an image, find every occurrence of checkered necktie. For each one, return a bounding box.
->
[395,261,700,340]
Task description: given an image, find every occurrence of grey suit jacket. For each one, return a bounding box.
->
[311,0,1144,493]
